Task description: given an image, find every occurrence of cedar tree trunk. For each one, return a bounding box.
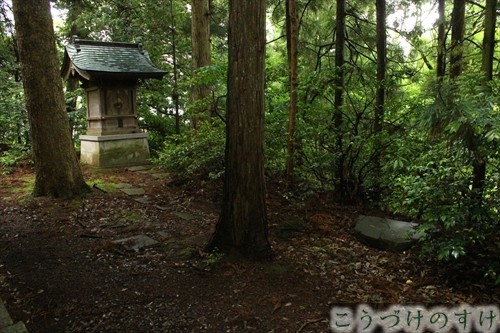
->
[206,0,272,260]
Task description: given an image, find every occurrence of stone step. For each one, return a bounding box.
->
[0,299,28,333]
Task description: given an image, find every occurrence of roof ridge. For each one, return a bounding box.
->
[72,37,141,49]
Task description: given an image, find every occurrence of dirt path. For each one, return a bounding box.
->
[0,166,498,332]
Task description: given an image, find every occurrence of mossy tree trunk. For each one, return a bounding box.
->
[13,0,89,198]
[206,0,272,260]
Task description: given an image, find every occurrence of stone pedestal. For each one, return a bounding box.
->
[80,133,150,168]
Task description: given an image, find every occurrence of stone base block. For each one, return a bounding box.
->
[80,133,150,168]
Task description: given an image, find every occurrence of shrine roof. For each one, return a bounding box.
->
[61,38,166,81]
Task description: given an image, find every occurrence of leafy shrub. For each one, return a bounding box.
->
[385,75,500,284]
[0,144,32,172]
[155,121,225,182]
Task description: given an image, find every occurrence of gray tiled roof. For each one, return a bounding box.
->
[62,39,166,80]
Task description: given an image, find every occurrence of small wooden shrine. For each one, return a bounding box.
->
[61,37,166,167]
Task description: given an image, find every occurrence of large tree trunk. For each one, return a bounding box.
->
[436,0,446,80]
[13,0,89,198]
[206,0,272,260]
[285,0,299,183]
[333,0,347,202]
[450,0,465,80]
[190,0,211,129]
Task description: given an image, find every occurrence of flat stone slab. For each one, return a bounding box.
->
[354,215,423,251]
[0,322,29,333]
[126,165,153,172]
[0,299,13,329]
[157,231,170,239]
[134,196,152,204]
[138,170,158,175]
[116,183,133,189]
[113,235,159,252]
[0,298,27,333]
[151,173,169,179]
[121,188,145,196]
[175,212,198,221]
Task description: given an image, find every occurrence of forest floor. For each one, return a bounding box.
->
[0,165,498,333]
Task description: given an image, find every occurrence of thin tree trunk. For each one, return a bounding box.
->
[450,0,465,80]
[333,0,346,202]
[472,0,497,203]
[285,0,299,183]
[65,0,86,121]
[481,0,496,82]
[171,0,181,134]
[436,0,446,80]
[191,0,211,129]
[206,0,272,260]
[373,0,387,200]
[12,0,89,198]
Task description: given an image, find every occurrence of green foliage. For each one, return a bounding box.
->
[155,121,225,182]
[0,0,497,284]
[385,74,500,284]
[0,144,32,172]
[201,248,224,266]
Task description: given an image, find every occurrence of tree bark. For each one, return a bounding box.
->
[450,0,465,80]
[436,0,446,80]
[190,0,211,129]
[285,0,299,183]
[481,0,496,82]
[472,0,497,203]
[206,0,272,260]
[333,0,346,202]
[13,0,89,198]
[373,0,387,200]
[171,0,181,134]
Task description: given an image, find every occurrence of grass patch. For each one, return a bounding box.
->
[88,178,120,193]
[2,175,36,203]
[122,210,143,223]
